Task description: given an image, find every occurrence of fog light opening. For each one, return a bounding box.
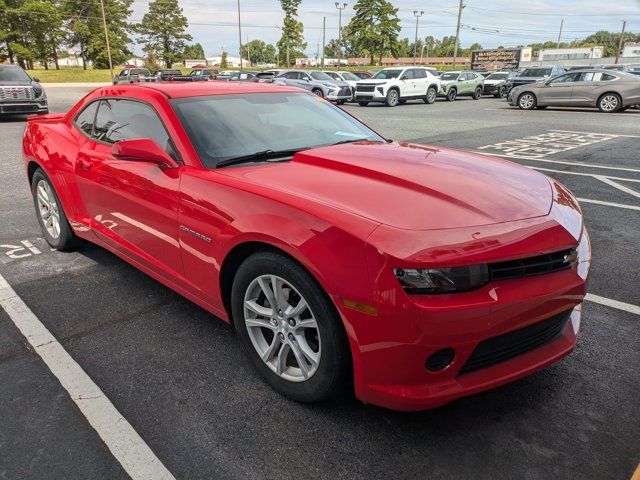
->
[426,348,455,372]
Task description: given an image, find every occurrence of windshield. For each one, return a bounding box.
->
[486,73,509,80]
[172,93,385,168]
[440,72,460,81]
[520,68,552,77]
[0,67,31,82]
[310,71,334,81]
[373,69,402,80]
[340,72,360,81]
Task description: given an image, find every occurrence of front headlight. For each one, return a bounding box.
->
[393,265,489,294]
[33,84,44,98]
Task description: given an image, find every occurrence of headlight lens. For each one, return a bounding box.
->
[33,84,44,98]
[393,265,490,294]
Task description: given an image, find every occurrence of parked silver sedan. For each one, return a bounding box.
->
[508,70,640,112]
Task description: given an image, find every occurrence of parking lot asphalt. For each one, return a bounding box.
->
[1,86,639,480]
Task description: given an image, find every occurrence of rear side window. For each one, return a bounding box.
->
[93,99,170,151]
[412,69,426,79]
[74,101,99,136]
[601,73,617,81]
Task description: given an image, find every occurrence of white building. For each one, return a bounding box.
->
[184,59,207,68]
[622,42,640,58]
[205,56,250,68]
[538,46,604,62]
[125,57,145,67]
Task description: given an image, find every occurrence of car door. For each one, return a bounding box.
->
[571,72,616,106]
[399,69,414,97]
[462,73,475,94]
[539,72,581,105]
[74,98,184,280]
[410,68,427,96]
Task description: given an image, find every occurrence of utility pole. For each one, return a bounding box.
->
[237,0,243,72]
[452,0,464,69]
[335,2,347,67]
[556,18,564,48]
[99,0,113,82]
[615,20,627,64]
[413,10,424,65]
[322,16,326,69]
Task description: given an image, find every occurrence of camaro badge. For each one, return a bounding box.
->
[180,225,212,243]
[563,250,578,264]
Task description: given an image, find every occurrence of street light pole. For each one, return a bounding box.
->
[452,0,464,69]
[335,2,347,67]
[99,0,113,82]
[413,10,424,65]
[237,0,243,72]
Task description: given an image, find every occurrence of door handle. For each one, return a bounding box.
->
[79,157,93,170]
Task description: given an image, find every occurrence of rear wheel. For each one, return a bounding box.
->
[473,86,482,100]
[424,86,437,104]
[446,88,457,101]
[385,89,400,107]
[517,92,537,110]
[232,251,350,402]
[598,93,621,112]
[358,101,369,106]
[31,168,80,251]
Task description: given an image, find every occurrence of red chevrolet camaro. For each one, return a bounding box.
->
[23,82,591,411]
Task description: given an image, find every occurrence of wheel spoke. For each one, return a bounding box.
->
[257,276,277,309]
[294,335,319,367]
[295,317,317,330]
[275,343,290,375]
[262,334,282,362]
[285,297,307,318]
[290,341,311,379]
[246,317,277,330]
[245,300,273,318]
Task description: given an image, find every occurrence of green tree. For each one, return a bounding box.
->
[347,0,401,65]
[21,0,65,69]
[324,38,342,58]
[221,51,228,68]
[277,0,306,67]
[434,35,459,57]
[468,42,483,52]
[241,39,277,65]
[64,0,133,69]
[184,42,206,60]
[137,0,192,68]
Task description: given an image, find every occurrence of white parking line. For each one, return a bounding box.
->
[576,198,640,211]
[594,176,640,200]
[586,294,640,316]
[0,273,176,480]
[523,165,640,184]
[551,129,640,138]
[474,151,640,174]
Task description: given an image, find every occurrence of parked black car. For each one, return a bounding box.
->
[0,64,48,116]
[156,69,183,81]
[170,68,216,82]
[506,66,566,93]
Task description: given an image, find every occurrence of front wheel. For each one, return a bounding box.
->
[473,86,482,100]
[385,89,399,107]
[598,93,621,113]
[232,251,350,402]
[446,88,457,101]
[517,92,537,110]
[312,89,324,98]
[31,168,80,251]
[424,86,437,104]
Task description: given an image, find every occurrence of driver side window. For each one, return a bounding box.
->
[549,73,580,84]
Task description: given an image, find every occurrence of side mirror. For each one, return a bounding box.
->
[33,77,40,83]
[458,77,464,82]
[400,75,408,81]
[112,138,180,169]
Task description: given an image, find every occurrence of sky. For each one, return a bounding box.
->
[129,0,640,58]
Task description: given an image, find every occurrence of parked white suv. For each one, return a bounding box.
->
[354,67,441,107]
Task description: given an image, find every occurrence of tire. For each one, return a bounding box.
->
[499,86,506,98]
[31,168,80,251]
[517,92,537,110]
[598,93,621,113]
[358,101,369,106]
[385,88,399,107]
[446,88,457,101]
[312,88,324,98]
[473,86,482,100]
[424,86,437,104]
[231,251,351,403]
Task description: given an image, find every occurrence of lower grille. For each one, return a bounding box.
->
[458,309,572,375]
[338,86,351,96]
[356,84,375,93]
[489,248,576,282]
[0,104,39,113]
[0,86,35,101]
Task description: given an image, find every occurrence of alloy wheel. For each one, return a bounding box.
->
[519,93,535,109]
[243,274,321,382]
[600,95,619,112]
[426,88,436,104]
[36,179,60,239]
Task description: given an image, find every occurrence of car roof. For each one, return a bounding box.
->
[115,81,304,99]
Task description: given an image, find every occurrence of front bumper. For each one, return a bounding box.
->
[326,92,352,102]
[0,100,48,114]
[342,216,590,411]
[354,87,388,103]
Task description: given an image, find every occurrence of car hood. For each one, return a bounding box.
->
[440,79,458,87]
[217,142,553,231]
[357,79,393,85]
[484,78,506,85]
[319,80,349,88]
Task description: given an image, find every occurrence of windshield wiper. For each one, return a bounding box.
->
[328,138,383,146]
[216,148,308,168]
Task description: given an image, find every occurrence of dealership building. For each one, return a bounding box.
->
[537,46,604,62]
